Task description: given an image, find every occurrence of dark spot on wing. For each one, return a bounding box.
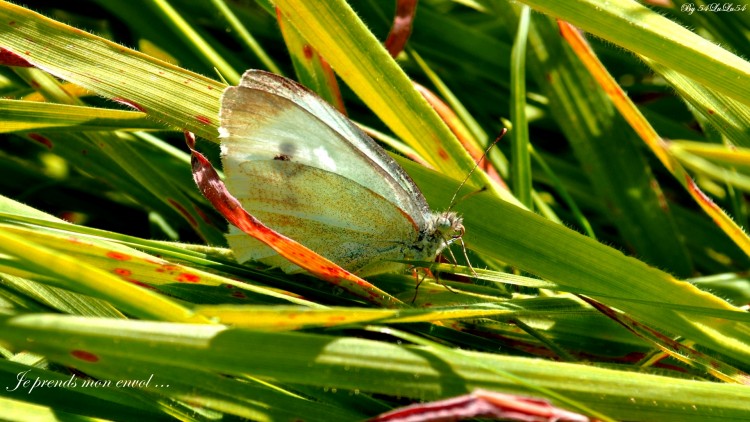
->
[278,142,297,158]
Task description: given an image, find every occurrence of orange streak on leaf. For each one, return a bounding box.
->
[559,20,750,256]
[557,21,672,171]
[320,57,347,115]
[685,175,749,242]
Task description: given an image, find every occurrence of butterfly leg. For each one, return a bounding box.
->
[431,267,459,295]
[457,237,478,278]
[411,267,427,304]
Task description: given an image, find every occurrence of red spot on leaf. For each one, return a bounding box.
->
[167,198,198,228]
[195,115,212,125]
[207,85,213,90]
[231,291,247,299]
[9,21,15,25]
[113,268,132,276]
[437,148,449,160]
[71,350,99,362]
[302,44,314,59]
[29,79,40,88]
[112,97,146,112]
[156,264,180,273]
[106,251,132,261]
[176,272,200,283]
[27,133,52,149]
[707,109,715,115]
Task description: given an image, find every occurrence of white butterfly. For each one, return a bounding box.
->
[219,70,464,276]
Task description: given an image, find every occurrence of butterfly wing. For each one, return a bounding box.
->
[220,72,429,274]
[223,69,431,220]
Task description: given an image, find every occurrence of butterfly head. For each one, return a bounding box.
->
[435,211,464,242]
[415,211,464,260]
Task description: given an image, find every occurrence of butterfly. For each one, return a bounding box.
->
[218,70,465,277]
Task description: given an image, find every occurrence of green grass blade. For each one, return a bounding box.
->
[3,314,750,421]
[510,5,533,207]
[0,100,159,133]
[504,8,693,276]
[517,0,750,107]
[401,157,750,365]
[0,2,225,141]
[209,0,282,75]
[145,0,240,84]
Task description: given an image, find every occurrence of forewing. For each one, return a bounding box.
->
[224,69,431,219]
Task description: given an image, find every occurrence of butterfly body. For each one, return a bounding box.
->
[220,70,463,276]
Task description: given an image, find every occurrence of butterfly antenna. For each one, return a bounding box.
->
[444,129,507,279]
[447,128,507,211]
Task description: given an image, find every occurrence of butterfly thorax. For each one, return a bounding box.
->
[408,211,464,261]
